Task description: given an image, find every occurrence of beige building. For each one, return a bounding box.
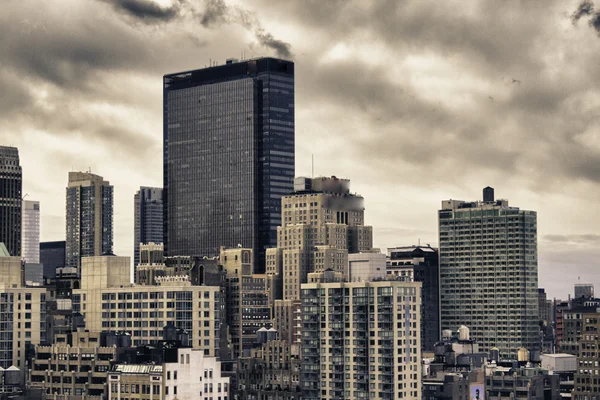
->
[300,280,422,400]
[108,365,164,400]
[29,330,118,399]
[266,177,374,348]
[219,247,271,358]
[0,255,46,369]
[108,348,229,400]
[74,256,222,356]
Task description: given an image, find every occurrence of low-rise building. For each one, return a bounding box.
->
[108,347,229,400]
[29,330,126,399]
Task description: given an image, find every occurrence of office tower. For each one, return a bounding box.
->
[0,146,22,257]
[574,283,594,299]
[0,253,46,369]
[301,281,422,400]
[439,187,539,358]
[386,244,440,352]
[134,187,164,269]
[163,57,295,272]
[65,172,114,270]
[219,247,271,358]
[21,200,40,263]
[40,240,66,279]
[73,255,222,356]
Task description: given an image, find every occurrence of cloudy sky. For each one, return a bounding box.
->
[3,0,600,299]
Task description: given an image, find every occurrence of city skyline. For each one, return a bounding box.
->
[3,0,600,298]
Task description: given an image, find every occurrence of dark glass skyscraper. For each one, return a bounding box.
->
[133,187,164,268]
[163,58,295,272]
[40,240,66,279]
[0,146,22,257]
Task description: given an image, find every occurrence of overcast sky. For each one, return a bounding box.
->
[3,0,600,299]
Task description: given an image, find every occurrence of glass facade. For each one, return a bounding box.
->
[21,200,40,263]
[439,202,539,358]
[40,241,66,279]
[0,146,22,257]
[134,187,164,268]
[163,58,294,272]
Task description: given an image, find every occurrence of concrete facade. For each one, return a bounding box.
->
[439,189,539,358]
[73,256,222,357]
[300,280,422,400]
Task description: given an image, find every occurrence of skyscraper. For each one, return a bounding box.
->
[438,187,539,358]
[22,200,40,263]
[65,172,113,270]
[267,176,374,345]
[0,146,22,257]
[133,187,163,269]
[163,57,295,271]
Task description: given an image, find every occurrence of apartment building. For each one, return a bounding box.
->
[300,280,422,400]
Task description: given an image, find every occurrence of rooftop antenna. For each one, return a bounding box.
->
[311,154,314,178]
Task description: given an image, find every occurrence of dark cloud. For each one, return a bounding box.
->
[99,0,183,22]
[572,1,595,24]
[255,30,292,59]
[200,0,228,27]
[590,12,600,34]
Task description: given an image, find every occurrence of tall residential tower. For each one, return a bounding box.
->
[22,200,40,263]
[65,172,113,270]
[0,146,22,256]
[438,187,539,358]
[133,187,163,269]
[163,57,295,271]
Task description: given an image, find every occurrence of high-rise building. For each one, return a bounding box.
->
[219,247,271,358]
[0,146,22,257]
[301,280,422,400]
[163,57,295,272]
[266,176,373,345]
[21,200,40,263]
[40,240,66,279]
[438,187,539,358]
[386,244,440,352]
[134,187,163,269]
[65,172,113,270]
